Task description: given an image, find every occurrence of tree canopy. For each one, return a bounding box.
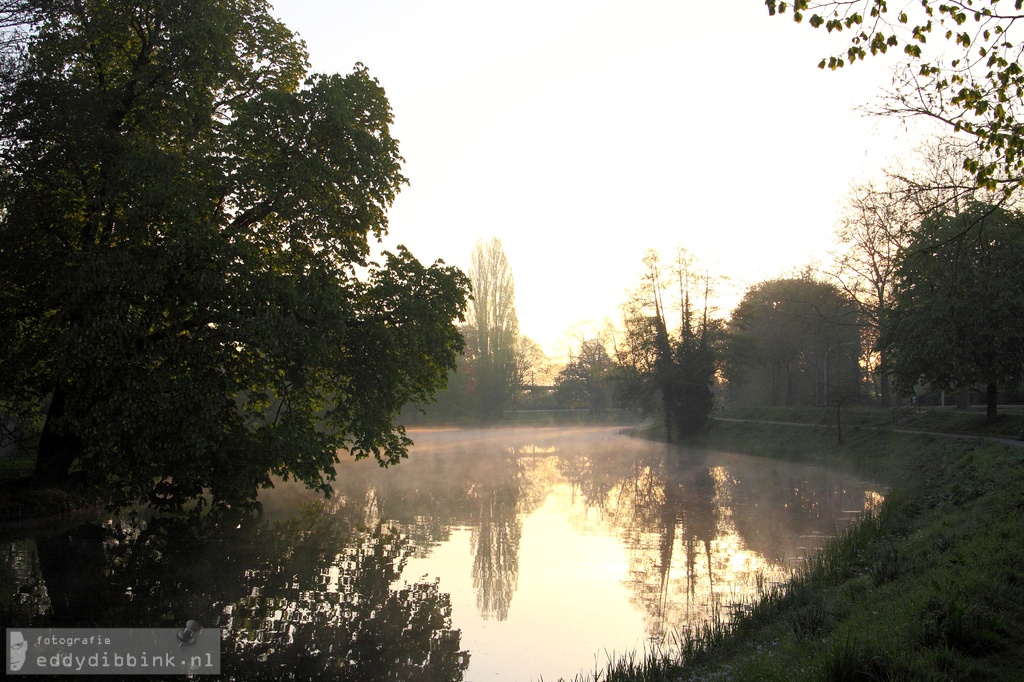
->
[0,0,469,511]
[466,237,520,420]
[767,0,1024,193]
[881,201,1024,420]
[728,276,862,408]
[617,250,722,441]
[556,337,615,414]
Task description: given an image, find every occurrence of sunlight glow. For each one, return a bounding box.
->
[268,0,934,353]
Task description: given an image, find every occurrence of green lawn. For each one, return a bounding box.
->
[719,405,1024,440]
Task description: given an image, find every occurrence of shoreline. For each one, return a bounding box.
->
[567,410,1024,681]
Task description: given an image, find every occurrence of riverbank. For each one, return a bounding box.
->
[580,409,1024,681]
[0,408,641,523]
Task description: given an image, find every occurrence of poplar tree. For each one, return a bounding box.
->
[467,237,519,420]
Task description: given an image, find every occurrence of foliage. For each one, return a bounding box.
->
[467,237,520,420]
[397,327,552,422]
[827,179,916,406]
[617,249,722,441]
[766,0,1024,194]
[881,201,1024,420]
[556,338,615,413]
[6,503,471,679]
[512,334,548,408]
[671,330,721,435]
[826,138,1013,408]
[728,276,863,408]
[0,0,470,511]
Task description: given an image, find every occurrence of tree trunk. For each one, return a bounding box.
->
[785,361,794,406]
[661,380,676,444]
[34,525,111,621]
[33,385,82,484]
[878,374,891,408]
[877,348,891,407]
[835,402,844,445]
[986,381,998,423]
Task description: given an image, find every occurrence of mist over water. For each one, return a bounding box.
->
[262,426,885,680]
[2,427,884,681]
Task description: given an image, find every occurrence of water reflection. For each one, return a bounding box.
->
[1,427,884,681]
[222,506,470,681]
[469,457,522,620]
[0,538,50,619]
[2,505,470,681]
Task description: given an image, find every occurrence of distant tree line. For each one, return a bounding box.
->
[826,139,1024,422]
[426,142,1024,431]
[407,237,544,423]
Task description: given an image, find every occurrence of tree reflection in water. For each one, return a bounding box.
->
[2,500,469,681]
[223,501,470,680]
[1,428,884,681]
[327,433,535,622]
[555,438,880,643]
[468,457,523,621]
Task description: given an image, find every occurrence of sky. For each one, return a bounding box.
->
[269,0,932,357]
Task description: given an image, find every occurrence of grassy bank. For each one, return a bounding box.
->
[720,405,1024,440]
[579,413,1024,681]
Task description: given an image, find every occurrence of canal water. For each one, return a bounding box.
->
[1,426,885,681]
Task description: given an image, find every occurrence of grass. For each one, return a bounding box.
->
[564,410,1024,681]
[899,409,1024,440]
[719,404,1024,440]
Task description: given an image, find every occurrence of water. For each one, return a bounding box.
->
[1,426,885,681]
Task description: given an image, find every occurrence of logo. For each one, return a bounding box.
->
[9,631,28,672]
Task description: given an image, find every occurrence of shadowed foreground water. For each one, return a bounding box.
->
[1,427,884,681]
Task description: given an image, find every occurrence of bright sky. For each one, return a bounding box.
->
[270,0,931,356]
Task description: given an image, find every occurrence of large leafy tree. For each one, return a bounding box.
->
[728,276,862,408]
[0,1,32,92]
[556,337,615,415]
[0,0,469,511]
[767,0,1024,194]
[881,202,1024,421]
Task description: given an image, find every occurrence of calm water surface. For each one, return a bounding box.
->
[2,427,885,681]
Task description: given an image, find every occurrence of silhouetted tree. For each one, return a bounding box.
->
[556,338,615,415]
[881,201,1024,422]
[467,238,519,421]
[728,276,862,408]
[619,250,721,441]
[0,0,469,510]
[827,181,914,406]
